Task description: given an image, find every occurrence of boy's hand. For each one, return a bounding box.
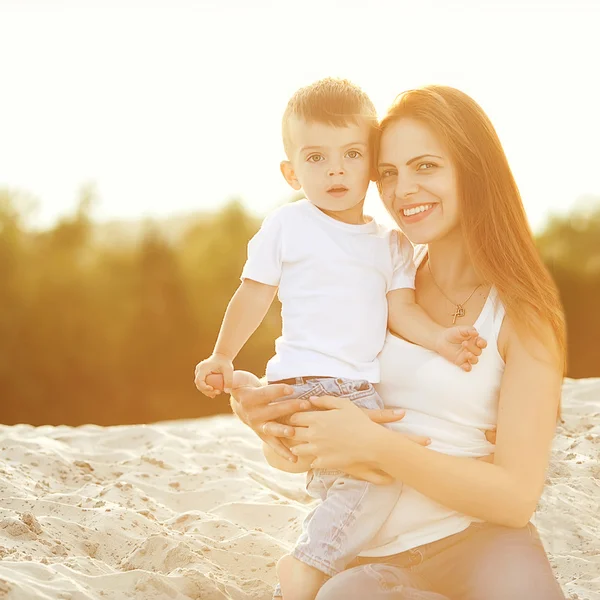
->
[194,353,234,397]
[434,326,487,372]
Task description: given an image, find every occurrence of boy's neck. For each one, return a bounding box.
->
[317,199,369,225]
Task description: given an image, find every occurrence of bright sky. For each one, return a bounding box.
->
[1,0,598,232]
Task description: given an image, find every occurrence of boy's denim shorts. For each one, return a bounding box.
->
[271,377,403,597]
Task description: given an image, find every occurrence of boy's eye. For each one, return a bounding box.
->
[380,169,397,179]
[307,154,324,163]
[417,162,436,171]
[346,150,362,159]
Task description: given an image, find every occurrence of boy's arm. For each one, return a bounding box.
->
[197,279,277,395]
[387,288,445,351]
[387,288,486,371]
[213,278,278,360]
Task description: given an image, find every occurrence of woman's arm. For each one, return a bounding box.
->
[290,318,562,528]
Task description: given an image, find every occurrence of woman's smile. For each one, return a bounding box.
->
[398,202,439,224]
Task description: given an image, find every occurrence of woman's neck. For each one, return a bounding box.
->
[426,235,482,292]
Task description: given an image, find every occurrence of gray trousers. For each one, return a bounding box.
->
[314,520,565,600]
[271,376,402,598]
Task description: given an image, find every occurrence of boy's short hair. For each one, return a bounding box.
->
[282,77,378,158]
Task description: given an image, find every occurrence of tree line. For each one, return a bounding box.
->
[0,190,598,426]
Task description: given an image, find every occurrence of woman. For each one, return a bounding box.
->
[230,85,566,599]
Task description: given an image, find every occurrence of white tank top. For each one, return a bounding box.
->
[361,246,506,557]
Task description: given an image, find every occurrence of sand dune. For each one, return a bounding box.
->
[0,378,598,599]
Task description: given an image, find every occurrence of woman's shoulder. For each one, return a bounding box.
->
[497,310,562,369]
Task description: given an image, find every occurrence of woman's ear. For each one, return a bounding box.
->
[280,161,302,190]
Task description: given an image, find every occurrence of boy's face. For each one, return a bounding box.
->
[281,117,372,213]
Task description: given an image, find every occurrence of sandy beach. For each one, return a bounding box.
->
[0,378,598,600]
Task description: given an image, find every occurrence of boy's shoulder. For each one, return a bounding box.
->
[261,198,313,225]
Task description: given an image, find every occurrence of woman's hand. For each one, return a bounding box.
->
[288,395,497,471]
[221,372,307,461]
[288,396,431,471]
[225,372,412,463]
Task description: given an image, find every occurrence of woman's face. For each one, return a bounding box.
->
[378,118,460,244]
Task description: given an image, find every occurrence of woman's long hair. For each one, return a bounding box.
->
[378,86,566,370]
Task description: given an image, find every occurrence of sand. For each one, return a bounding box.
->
[0,378,598,600]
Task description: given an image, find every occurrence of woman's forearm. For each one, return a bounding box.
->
[372,429,534,527]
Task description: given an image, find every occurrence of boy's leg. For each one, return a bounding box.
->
[275,379,401,600]
[293,471,402,574]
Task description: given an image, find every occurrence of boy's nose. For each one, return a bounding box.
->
[328,167,345,176]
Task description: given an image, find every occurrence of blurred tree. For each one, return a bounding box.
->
[0,191,597,426]
[536,197,600,377]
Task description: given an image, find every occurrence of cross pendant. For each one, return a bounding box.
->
[452,304,465,324]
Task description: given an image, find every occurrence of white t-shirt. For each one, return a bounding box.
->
[241,199,415,383]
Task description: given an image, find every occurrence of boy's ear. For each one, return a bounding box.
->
[280,161,302,191]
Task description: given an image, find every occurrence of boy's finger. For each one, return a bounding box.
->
[195,377,214,393]
[459,326,478,338]
[462,339,483,357]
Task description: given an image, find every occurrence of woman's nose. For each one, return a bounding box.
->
[395,179,418,199]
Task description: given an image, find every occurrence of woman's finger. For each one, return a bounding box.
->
[476,453,495,464]
[404,434,432,446]
[290,442,317,456]
[256,398,312,424]
[261,421,295,438]
[287,427,311,442]
[264,435,297,461]
[287,411,320,427]
[362,407,406,423]
[343,464,395,484]
[355,470,394,485]
[307,395,349,410]
[205,373,224,391]
[234,383,294,409]
[484,428,497,444]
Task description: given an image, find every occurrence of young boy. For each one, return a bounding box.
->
[195,78,483,600]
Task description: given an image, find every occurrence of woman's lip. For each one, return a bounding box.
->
[399,204,438,223]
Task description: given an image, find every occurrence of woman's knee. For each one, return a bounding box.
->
[466,526,565,600]
[315,566,374,600]
[316,564,448,600]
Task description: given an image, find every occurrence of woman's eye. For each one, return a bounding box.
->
[380,170,396,179]
[417,162,435,171]
[346,150,362,159]
[308,154,324,163]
